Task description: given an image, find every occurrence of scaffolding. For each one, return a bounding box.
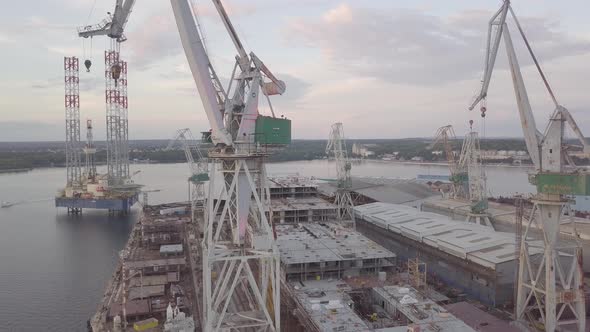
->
[64,56,82,188]
[407,257,427,291]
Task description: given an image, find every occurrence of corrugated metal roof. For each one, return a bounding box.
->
[319,177,437,205]
[354,202,543,269]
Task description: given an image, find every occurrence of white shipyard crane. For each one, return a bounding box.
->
[326,123,355,224]
[428,125,468,199]
[166,128,209,227]
[78,0,288,330]
[458,122,492,228]
[171,1,289,331]
[469,1,587,330]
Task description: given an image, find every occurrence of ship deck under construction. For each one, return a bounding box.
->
[89,202,200,332]
[88,176,564,332]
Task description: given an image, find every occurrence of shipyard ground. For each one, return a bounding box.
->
[88,176,590,331]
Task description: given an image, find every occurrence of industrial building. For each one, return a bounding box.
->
[319,177,438,207]
[354,202,542,307]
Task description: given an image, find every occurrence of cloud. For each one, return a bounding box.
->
[124,1,260,70]
[0,121,63,141]
[323,3,353,24]
[31,75,102,92]
[285,4,590,86]
[125,13,182,70]
[274,73,311,104]
[0,33,13,44]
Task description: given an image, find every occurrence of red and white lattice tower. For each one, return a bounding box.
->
[64,56,82,187]
[104,42,129,186]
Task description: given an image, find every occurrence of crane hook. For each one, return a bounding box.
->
[84,59,92,72]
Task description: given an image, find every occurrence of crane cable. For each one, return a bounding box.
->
[82,0,98,65]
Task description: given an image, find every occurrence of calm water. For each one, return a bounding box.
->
[0,160,534,331]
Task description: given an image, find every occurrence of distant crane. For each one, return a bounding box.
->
[469,1,587,330]
[458,122,492,228]
[428,125,467,199]
[78,0,136,70]
[77,0,136,187]
[83,119,97,183]
[166,128,209,228]
[326,123,355,225]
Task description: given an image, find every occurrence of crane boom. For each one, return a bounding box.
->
[211,0,249,66]
[171,0,232,146]
[468,0,541,169]
[469,3,509,111]
[501,23,541,168]
[78,0,136,42]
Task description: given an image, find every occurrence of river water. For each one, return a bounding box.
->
[0,160,535,331]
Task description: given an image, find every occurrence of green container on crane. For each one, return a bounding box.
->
[532,173,590,195]
[254,116,291,145]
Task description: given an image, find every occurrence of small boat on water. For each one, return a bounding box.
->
[1,201,14,208]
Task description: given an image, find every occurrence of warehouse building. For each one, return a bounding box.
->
[354,202,542,307]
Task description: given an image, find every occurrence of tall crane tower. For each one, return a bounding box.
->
[64,57,82,190]
[458,124,492,228]
[326,123,355,224]
[167,128,209,229]
[470,1,587,330]
[171,1,290,330]
[429,125,468,199]
[78,0,135,187]
[83,119,97,182]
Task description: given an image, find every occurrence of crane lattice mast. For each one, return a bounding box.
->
[470,1,586,330]
[83,119,97,182]
[171,0,289,330]
[78,0,135,187]
[167,128,209,229]
[429,125,467,199]
[458,124,492,228]
[64,57,82,189]
[326,123,355,225]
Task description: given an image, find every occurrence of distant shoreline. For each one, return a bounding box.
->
[0,168,32,174]
[0,159,539,174]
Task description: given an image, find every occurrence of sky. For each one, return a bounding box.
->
[0,0,589,141]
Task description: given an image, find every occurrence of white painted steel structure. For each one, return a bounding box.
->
[469,1,587,330]
[171,0,284,330]
[167,128,208,227]
[326,123,355,224]
[429,125,466,199]
[78,0,136,42]
[459,130,492,229]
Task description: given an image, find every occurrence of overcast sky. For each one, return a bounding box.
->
[0,0,589,141]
